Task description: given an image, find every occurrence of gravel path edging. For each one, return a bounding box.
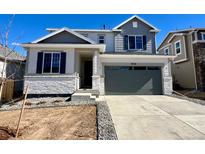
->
[171,94,205,106]
[96,101,118,140]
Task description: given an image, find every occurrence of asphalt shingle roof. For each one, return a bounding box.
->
[0,45,25,61]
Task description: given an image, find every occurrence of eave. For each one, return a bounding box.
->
[21,43,106,53]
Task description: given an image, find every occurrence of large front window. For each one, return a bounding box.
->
[43,52,61,73]
[128,36,143,50]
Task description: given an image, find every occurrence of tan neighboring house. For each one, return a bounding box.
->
[158,28,205,91]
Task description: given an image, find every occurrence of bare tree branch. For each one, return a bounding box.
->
[0,14,26,103]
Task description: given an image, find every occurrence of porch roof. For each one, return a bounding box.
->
[21,43,106,52]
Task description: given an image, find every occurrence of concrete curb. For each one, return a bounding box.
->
[171,94,205,106]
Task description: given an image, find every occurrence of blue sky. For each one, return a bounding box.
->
[0,14,205,56]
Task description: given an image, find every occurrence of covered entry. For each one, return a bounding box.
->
[105,66,162,95]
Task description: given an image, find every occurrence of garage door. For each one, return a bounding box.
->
[105,66,162,95]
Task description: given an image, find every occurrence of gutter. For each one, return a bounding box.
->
[21,43,106,53]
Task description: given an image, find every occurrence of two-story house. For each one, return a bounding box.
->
[158,28,205,91]
[22,15,175,96]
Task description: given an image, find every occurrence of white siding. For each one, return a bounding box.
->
[26,48,75,75]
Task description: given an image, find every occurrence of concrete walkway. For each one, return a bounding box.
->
[104,95,205,140]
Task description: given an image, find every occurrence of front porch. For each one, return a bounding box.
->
[75,49,103,93]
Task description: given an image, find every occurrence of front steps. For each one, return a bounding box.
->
[71,89,100,102]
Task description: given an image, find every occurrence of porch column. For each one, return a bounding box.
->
[92,50,102,92]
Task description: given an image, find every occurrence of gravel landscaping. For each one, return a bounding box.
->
[96,101,118,140]
[0,97,117,140]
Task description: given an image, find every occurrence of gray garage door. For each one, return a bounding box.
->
[105,66,162,95]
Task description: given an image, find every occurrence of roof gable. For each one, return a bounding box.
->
[113,15,159,32]
[32,28,96,44]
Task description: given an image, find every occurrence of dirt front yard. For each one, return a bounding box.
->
[0,105,97,140]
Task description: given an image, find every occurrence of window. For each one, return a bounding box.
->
[128,36,143,50]
[175,41,181,55]
[43,53,52,73]
[201,33,205,40]
[98,35,105,44]
[133,22,138,28]
[164,47,169,55]
[128,36,135,49]
[136,36,143,49]
[43,52,61,73]
[52,53,60,73]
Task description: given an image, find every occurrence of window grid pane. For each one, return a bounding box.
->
[43,53,52,73]
[203,34,205,40]
[176,42,180,48]
[129,36,135,49]
[52,53,60,73]
[136,36,143,49]
[164,48,169,55]
[176,48,181,54]
[98,35,105,44]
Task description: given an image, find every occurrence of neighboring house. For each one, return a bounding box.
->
[22,15,175,96]
[0,45,26,97]
[158,28,205,91]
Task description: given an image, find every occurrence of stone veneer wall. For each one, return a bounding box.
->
[24,75,78,94]
[193,43,205,91]
[92,75,104,95]
[162,61,173,95]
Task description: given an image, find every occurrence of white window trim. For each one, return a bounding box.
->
[128,35,143,51]
[164,47,169,55]
[42,52,61,74]
[174,40,182,56]
[201,32,205,40]
[98,34,106,44]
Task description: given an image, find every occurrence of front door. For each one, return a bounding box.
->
[83,61,92,88]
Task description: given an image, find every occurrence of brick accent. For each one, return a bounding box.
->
[193,43,205,91]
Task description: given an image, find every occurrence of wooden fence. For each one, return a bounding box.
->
[1,79,14,102]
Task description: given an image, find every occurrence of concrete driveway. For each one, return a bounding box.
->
[104,95,205,140]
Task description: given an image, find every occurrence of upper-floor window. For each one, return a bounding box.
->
[201,32,205,40]
[175,41,181,55]
[128,35,143,50]
[98,34,105,44]
[43,52,61,73]
[164,47,169,55]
